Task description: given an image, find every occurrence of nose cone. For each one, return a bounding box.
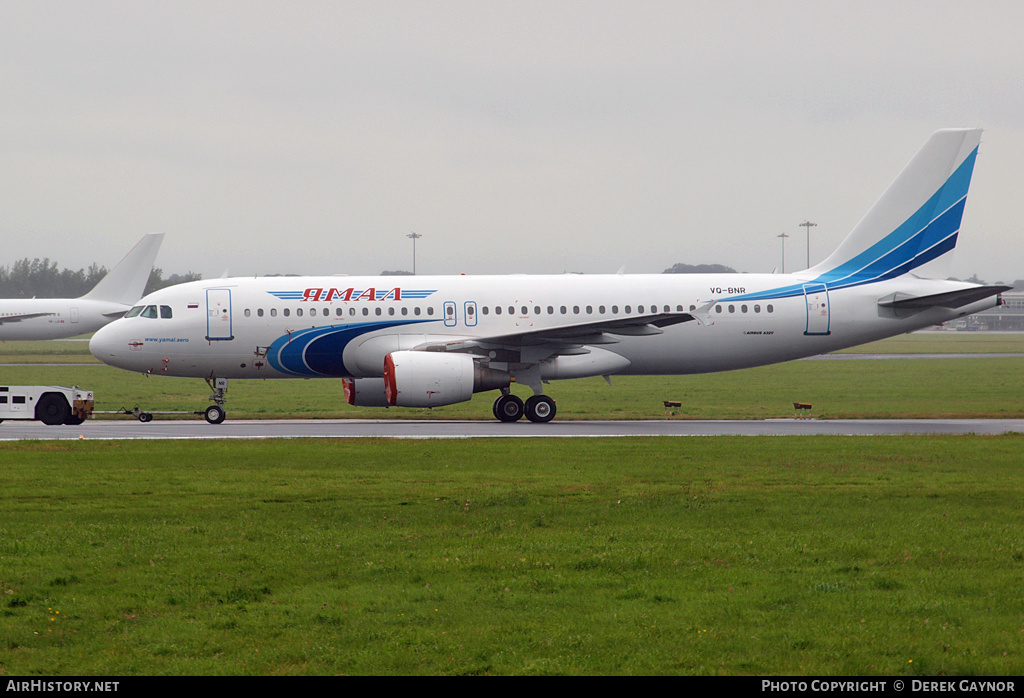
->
[89,321,132,369]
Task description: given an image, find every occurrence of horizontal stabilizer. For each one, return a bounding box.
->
[877,285,1010,310]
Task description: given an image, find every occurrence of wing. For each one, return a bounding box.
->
[0,312,54,324]
[413,310,699,371]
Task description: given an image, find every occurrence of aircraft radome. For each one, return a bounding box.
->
[89,130,1006,424]
[0,233,164,340]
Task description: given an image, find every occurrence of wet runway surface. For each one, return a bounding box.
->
[3,417,1024,440]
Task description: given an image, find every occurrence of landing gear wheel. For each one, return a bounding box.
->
[204,405,226,425]
[525,395,557,423]
[493,394,524,423]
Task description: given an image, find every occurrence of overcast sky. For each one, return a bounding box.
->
[2,1,1023,282]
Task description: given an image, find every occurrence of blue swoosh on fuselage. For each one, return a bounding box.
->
[267,320,433,377]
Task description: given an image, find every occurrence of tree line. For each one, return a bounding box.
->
[0,257,201,299]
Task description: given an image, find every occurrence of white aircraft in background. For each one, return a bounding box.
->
[90,130,1007,424]
[0,233,164,340]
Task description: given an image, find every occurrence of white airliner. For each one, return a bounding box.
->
[0,233,164,340]
[90,130,1007,424]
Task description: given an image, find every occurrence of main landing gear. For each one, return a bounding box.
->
[492,392,556,423]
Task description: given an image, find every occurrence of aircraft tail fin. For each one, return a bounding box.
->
[807,128,982,285]
[81,233,164,305]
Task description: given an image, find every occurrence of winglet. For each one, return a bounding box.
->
[81,233,164,305]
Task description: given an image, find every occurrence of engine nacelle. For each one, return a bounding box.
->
[342,378,391,407]
[383,351,509,407]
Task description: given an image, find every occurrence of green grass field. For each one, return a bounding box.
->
[835,331,1024,354]
[2,333,1023,675]
[2,436,1023,675]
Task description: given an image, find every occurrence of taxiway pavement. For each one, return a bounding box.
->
[2,418,1023,440]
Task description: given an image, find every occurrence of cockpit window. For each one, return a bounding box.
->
[124,306,143,318]
[141,305,158,318]
[160,305,172,319]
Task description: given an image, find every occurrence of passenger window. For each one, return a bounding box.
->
[257,308,264,317]
[283,308,290,317]
[244,309,251,317]
[271,309,277,317]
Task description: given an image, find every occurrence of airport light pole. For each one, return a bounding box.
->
[799,220,817,269]
[407,232,422,275]
[777,232,789,273]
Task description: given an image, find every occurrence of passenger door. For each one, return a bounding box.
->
[802,283,831,336]
[206,288,234,340]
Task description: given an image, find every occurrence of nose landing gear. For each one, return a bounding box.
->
[204,377,228,424]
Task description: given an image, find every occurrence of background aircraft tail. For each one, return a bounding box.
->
[81,233,164,305]
[806,128,982,285]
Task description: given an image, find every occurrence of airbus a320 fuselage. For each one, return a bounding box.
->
[89,129,1005,423]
